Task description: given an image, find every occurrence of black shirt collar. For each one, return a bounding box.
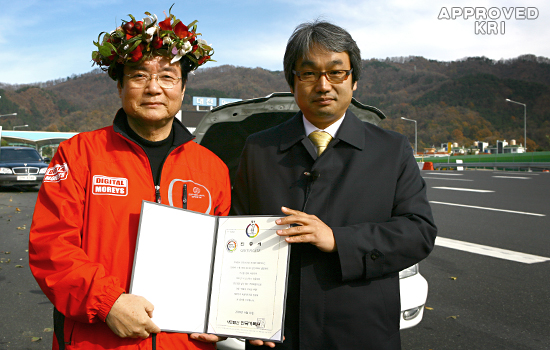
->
[113,108,195,147]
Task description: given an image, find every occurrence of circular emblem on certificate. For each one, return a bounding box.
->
[226,239,237,252]
[246,220,260,238]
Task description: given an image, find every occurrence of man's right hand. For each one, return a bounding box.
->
[248,339,277,348]
[105,294,161,339]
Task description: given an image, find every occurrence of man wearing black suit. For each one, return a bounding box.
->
[232,20,437,350]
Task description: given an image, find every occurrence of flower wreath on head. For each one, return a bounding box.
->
[92,4,214,81]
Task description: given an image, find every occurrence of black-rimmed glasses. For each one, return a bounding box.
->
[124,72,182,89]
[292,69,353,83]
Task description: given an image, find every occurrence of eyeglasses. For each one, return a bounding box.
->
[292,69,353,83]
[124,72,182,89]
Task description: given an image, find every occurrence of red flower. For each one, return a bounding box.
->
[159,17,172,31]
[134,21,143,33]
[198,55,210,65]
[123,21,135,35]
[152,36,163,49]
[174,21,190,39]
[130,44,144,62]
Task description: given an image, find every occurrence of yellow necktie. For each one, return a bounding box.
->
[308,131,333,156]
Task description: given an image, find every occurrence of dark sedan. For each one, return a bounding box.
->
[0,146,49,188]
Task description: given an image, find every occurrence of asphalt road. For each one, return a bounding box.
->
[401,170,550,350]
[0,186,52,349]
[1,169,549,349]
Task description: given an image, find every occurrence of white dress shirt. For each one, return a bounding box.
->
[302,114,346,138]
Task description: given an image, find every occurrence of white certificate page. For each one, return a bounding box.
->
[207,217,289,341]
[130,201,217,333]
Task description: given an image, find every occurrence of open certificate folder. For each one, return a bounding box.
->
[129,201,290,342]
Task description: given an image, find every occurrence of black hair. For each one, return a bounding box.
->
[283,20,361,88]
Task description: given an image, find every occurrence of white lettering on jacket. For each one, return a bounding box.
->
[92,175,128,197]
[44,163,69,183]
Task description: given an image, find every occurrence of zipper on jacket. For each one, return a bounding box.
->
[153,152,170,205]
[152,149,176,205]
[155,185,161,203]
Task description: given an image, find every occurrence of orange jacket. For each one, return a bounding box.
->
[29,110,231,349]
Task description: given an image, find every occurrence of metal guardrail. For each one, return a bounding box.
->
[430,162,550,170]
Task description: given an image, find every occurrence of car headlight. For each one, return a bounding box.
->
[402,305,424,320]
[39,167,48,174]
[399,264,419,279]
[0,167,13,174]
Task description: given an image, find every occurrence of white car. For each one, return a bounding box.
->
[216,264,427,350]
[192,93,428,349]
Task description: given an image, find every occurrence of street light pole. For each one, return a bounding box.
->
[1,96,18,118]
[13,124,29,130]
[506,99,527,151]
[401,117,417,155]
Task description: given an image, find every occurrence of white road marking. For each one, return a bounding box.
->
[492,176,532,179]
[432,187,494,193]
[425,173,464,176]
[429,201,545,217]
[493,172,539,176]
[423,177,473,181]
[435,237,550,264]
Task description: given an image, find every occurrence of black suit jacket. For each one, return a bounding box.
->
[232,110,437,350]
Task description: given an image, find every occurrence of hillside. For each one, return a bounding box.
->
[1,54,549,150]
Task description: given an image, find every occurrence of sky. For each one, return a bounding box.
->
[1,0,549,85]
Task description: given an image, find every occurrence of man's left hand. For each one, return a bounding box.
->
[189,333,227,343]
[275,207,337,252]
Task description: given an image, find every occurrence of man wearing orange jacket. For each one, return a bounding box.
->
[29,7,230,350]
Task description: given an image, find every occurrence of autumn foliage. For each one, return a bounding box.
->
[1,54,549,150]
